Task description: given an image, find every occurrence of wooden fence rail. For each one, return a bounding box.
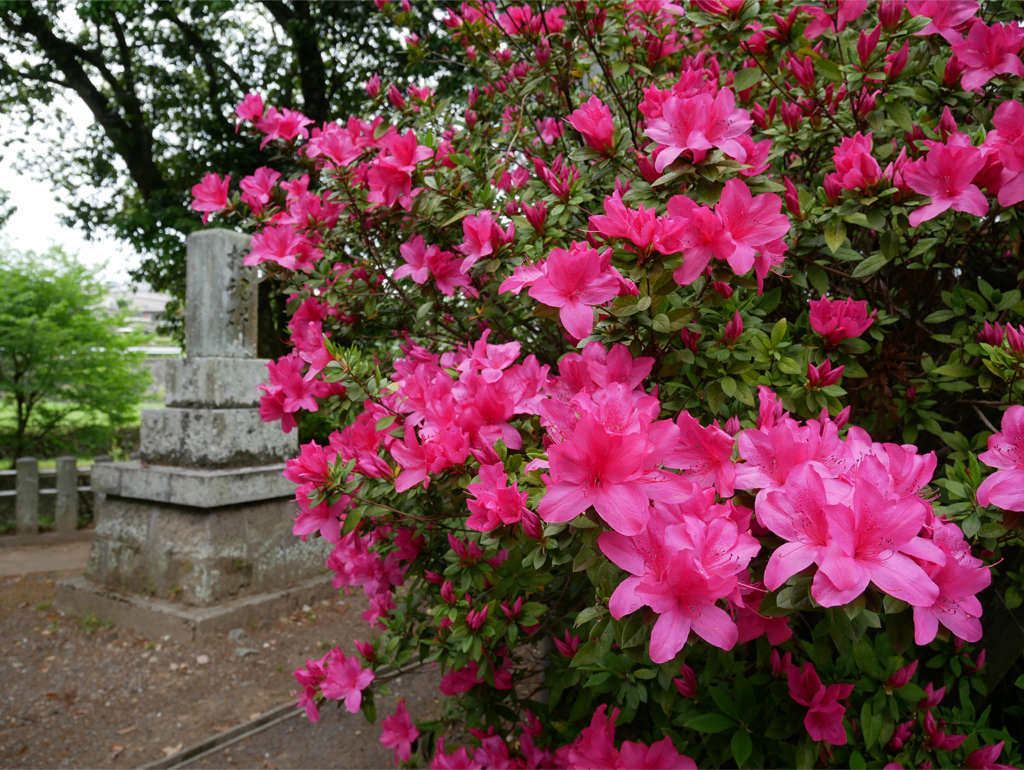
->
[0,455,108,541]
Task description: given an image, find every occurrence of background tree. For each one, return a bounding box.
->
[0,0,458,343]
[0,245,149,459]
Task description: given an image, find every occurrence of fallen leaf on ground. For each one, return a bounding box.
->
[162,743,183,757]
[116,725,137,735]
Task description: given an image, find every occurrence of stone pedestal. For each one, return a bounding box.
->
[57,229,332,640]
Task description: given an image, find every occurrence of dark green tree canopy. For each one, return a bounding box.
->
[0,244,150,458]
[0,0,456,333]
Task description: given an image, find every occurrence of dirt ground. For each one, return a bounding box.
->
[0,565,439,769]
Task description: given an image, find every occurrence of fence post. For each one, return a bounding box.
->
[15,457,39,536]
[55,456,78,535]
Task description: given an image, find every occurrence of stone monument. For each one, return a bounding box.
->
[57,230,332,640]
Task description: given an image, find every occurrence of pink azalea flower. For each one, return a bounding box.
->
[191,173,230,225]
[395,235,433,284]
[715,179,790,275]
[636,546,740,662]
[539,414,649,535]
[907,0,977,43]
[431,738,481,770]
[913,546,991,645]
[645,89,752,172]
[802,0,867,38]
[234,92,264,129]
[967,741,1014,770]
[757,464,851,593]
[439,661,483,695]
[665,195,735,285]
[985,101,1024,207]
[380,699,419,764]
[786,663,854,745]
[951,20,1024,91]
[466,463,531,532]
[903,137,989,227]
[831,132,882,193]
[567,95,615,154]
[320,652,375,713]
[809,295,875,346]
[556,705,697,770]
[664,411,736,496]
[814,471,941,608]
[528,242,623,339]
[977,405,1024,511]
[457,210,495,272]
[246,224,320,271]
[255,106,313,149]
[239,167,281,215]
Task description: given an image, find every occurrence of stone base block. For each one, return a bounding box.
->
[140,408,297,468]
[165,357,270,408]
[86,494,331,606]
[55,573,335,643]
[93,462,296,508]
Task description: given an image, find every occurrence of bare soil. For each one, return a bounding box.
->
[0,567,438,769]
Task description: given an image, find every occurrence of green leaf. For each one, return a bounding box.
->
[569,640,602,668]
[851,253,889,278]
[806,263,829,296]
[721,376,737,398]
[574,607,601,627]
[731,728,753,767]
[824,219,847,254]
[652,313,671,333]
[771,318,788,346]
[923,309,957,323]
[933,363,976,377]
[733,67,762,92]
[375,415,396,431]
[683,713,737,733]
[795,736,819,770]
[440,208,474,227]
[341,507,364,536]
[887,100,913,132]
[815,58,842,83]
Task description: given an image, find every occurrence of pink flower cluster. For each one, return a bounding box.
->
[293,647,374,720]
[809,295,876,346]
[977,405,1024,512]
[738,397,990,644]
[258,352,343,433]
[587,180,789,291]
[386,331,549,491]
[499,241,636,339]
[555,705,696,769]
[786,662,854,746]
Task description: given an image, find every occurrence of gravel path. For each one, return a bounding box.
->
[0,566,437,769]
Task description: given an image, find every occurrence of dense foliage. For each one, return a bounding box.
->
[197,0,1024,767]
[0,0,461,339]
[0,245,149,461]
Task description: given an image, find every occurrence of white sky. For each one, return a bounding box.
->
[0,100,141,286]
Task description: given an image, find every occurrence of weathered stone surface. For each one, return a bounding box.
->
[165,357,269,408]
[85,495,331,606]
[55,456,78,535]
[15,457,39,536]
[185,229,257,359]
[92,462,296,508]
[55,574,335,643]
[140,408,297,468]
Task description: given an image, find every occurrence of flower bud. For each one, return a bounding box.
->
[724,415,741,436]
[887,660,918,688]
[879,0,905,32]
[673,664,697,697]
[711,281,733,299]
[365,74,381,98]
[387,83,406,109]
[722,311,743,346]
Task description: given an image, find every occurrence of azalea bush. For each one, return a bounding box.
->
[192,0,1024,767]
